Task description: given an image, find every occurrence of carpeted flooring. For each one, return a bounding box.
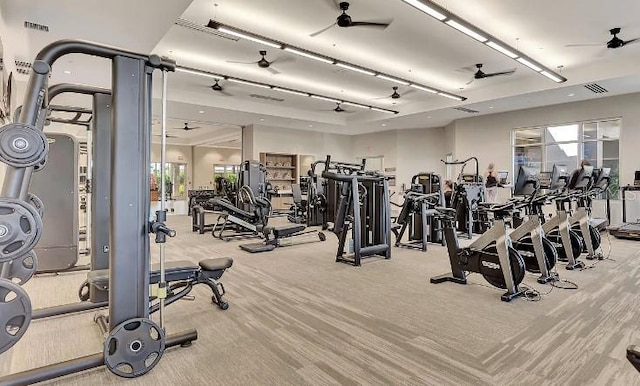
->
[2,215,640,385]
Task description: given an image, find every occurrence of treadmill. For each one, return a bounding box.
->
[608,171,640,240]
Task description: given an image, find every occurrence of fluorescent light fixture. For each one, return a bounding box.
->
[410,84,437,93]
[445,20,487,42]
[341,101,369,109]
[272,87,308,96]
[217,27,281,49]
[335,62,375,76]
[486,41,518,59]
[438,92,464,101]
[376,74,409,85]
[516,57,542,72]
[284,48,334,64]
[540,70,564,83]
[176,67,220,79]
[310,95,340,103]
[370,107,395,114]
[228,78,271,89]
[402,0,447,20]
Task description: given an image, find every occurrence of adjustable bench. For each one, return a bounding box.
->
[239,224,326,253]
[87,257,233,310]
[191,205,221,234]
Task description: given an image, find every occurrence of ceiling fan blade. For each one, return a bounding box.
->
[483,69,516,78]
[623,38,640,46]
[349,20,392,29]
[402,88,418,97]
[266,67,280,75]
[372,95,389,100]
[465,77,476,85]
[270,56,296,65]
[565,43,602,47]
[310,22,337,37]
[226,60,259,64]
[219,90,234,97]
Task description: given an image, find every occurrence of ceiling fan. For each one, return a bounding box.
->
[173,123,201,131]
[374,86,416,100]
[210,79,233,96]
[226,50,294,75]
[310,1,393,37]
[566,27,640,49]
[321,102,356,113]
[464,64,516,85]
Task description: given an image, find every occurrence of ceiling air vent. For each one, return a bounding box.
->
[15,60,32,75]
[584,83,608,94]
[453,107,479,114]
[175,18,238,41]
[24,21,49,32]
[249,94,284,102]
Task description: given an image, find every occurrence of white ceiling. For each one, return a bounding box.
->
[2,0,640,142]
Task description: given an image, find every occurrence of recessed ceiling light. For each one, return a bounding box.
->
[489,106,494,109]
[64,70,71,74]
[284,48,334,64]
[516,58,543,72]
[260,118,265,121]
[445,20,488,42]
[217,26,281,49]
[382,123,387,126]
[376,74,410,85]
[568,93,575,97]
[198,110,204,114]
[308,124,313,128]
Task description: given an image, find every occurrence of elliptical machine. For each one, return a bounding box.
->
[430,207,527,302]
[441,157,485,238]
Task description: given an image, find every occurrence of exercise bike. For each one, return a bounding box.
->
[430,207,527,302]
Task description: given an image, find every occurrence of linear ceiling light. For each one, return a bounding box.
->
[438,92,465,101]
[486,41,518,59]
[227,78,272,89]
[540,71,564,83]
[272,87,309,96]
[403,0,447,20]
[176,66,398,114]
[400,0,567,83]
[176,67,220,79]
[283,47,334,64]
[410,84,437,93]
[445,20,487,42]
[205,19,466,100]
[335,62,376,76]
[216,27,281,49]
[376,74,410,85]
[516,57,542,72]
[310,95,340,103]
[370,107,396,114]
[341,101,370,109]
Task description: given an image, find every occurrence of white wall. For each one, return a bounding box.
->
[192,146,242,189]
[450,92,640,222]
[251,124,352,164]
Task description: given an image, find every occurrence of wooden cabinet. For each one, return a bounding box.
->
[260,153,298,210]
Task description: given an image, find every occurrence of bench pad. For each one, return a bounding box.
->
[199,257,234,271]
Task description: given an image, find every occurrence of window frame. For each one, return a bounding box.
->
[512,118,621,199]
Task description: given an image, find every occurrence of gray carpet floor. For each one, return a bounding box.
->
[2,215,640,385]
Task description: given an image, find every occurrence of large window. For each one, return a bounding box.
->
[213,164,240,186]
[513,119,620,198]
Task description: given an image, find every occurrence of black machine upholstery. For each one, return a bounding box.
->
[87,257,233,310]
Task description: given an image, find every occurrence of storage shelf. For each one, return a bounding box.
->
[266,166,295,169]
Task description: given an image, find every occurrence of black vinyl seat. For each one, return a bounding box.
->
[87,258,233,310]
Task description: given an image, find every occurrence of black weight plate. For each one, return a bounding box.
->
[26,193,44,219]
[104,318,165,378]
[0,198,43,263]
[479,245,526,289]
[0,122,48,167]
[5,250,37,285]
[0,278,32,354]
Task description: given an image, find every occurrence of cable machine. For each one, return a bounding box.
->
[321,155,391,266]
